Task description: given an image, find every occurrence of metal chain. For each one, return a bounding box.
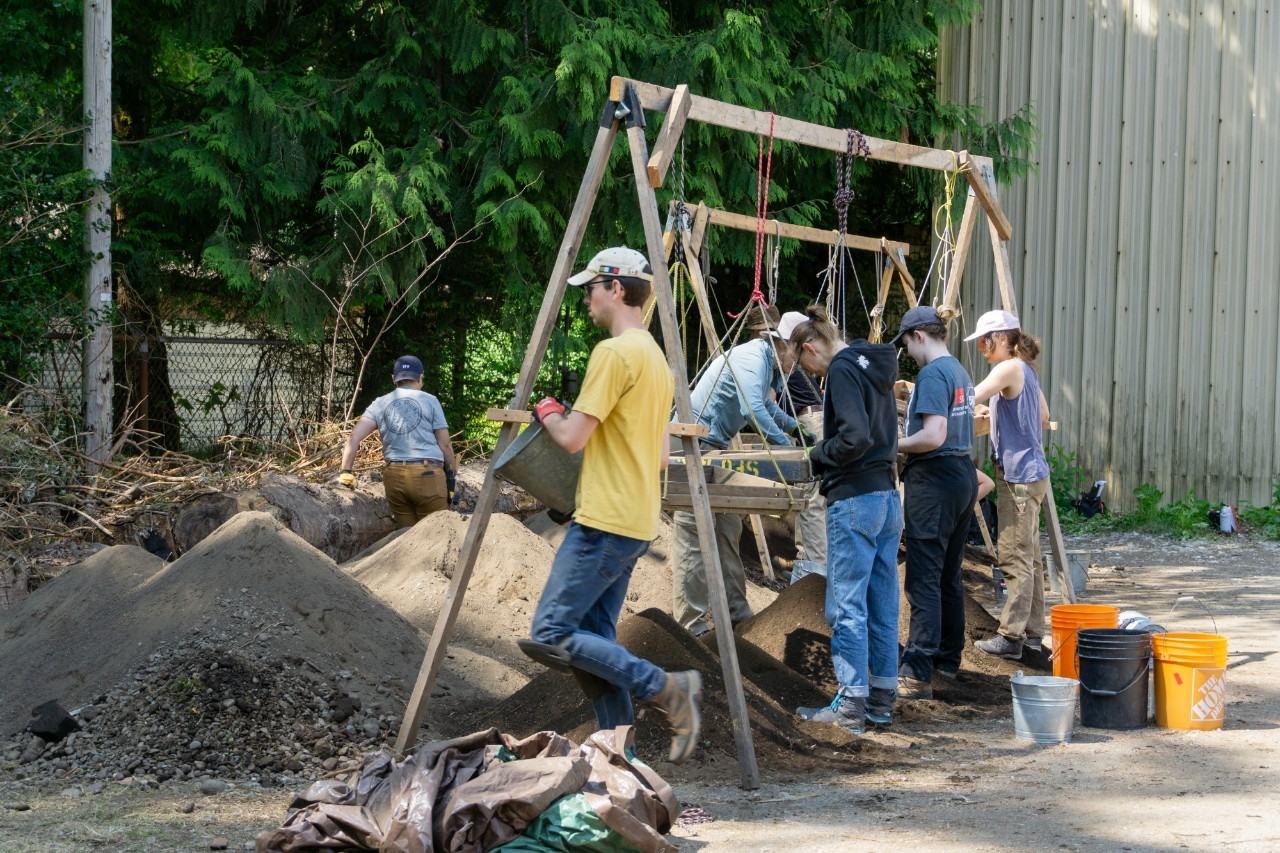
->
[677,804,717,827]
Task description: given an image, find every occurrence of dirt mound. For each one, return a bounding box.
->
[346,510,552,640]
[0,511,424,735]
[472,608,894,776]
[736,574,835,692]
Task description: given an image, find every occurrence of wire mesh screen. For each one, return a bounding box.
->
[26,329,356,450]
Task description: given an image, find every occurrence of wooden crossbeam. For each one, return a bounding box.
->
[702,207,911,256]
[613,77,990,177]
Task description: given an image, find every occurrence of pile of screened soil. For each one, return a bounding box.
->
[0,511,425,738]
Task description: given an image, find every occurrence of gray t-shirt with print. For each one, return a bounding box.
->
[905,355,975,460]
[362,388,449,462]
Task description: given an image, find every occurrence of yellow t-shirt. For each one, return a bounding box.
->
[571,328,674,540]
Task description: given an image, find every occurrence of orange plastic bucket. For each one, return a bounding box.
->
[1050,604,1120,680]
[1152,632,1228,730]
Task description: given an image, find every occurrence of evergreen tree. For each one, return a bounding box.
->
[4,0,1036,447]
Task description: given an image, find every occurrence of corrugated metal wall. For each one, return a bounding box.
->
[939,0,1280,510]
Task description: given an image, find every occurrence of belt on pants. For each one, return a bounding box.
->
[384,459,442,467]
[795,405,821,417]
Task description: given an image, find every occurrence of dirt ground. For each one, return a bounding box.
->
[2,517,1278,852]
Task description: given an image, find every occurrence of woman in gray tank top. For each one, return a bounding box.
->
[964,311,1051,661]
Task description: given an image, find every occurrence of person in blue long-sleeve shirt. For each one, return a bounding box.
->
[672,307,800,635]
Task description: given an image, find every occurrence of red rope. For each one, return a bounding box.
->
[750,113,776,305]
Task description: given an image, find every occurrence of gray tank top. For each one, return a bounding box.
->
[991,361,1050,483]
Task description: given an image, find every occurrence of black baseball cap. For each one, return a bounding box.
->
[891,306,942,347]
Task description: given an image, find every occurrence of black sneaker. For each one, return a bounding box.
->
[865,687,896,724]
[975,634,1024,660]
[934,666,959,682]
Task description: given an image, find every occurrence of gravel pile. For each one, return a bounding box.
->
[1,640,399,791]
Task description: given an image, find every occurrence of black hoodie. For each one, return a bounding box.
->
[809,340,899,502]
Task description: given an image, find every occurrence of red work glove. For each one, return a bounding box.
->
[531,397,566,425]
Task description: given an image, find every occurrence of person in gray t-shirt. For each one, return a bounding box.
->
[339,355,456,528]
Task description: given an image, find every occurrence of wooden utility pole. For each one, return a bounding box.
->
[82,0,113,467]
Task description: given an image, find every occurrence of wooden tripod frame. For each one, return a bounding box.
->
[393,77,1073,792]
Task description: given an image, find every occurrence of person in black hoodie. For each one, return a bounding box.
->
[789,305,904,732]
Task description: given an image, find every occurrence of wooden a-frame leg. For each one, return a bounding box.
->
[975,499,997,556]
[1042,486,1076,605]
[627,118,760,790]
[940,187,981,322]
[393,111,623,755]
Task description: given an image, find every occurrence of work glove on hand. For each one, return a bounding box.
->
[338,470,357,490]
[531,396,566,425]
[793,424,817,447]
[444,467,457,504]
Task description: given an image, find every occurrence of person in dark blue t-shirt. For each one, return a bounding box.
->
[892,307,979,700]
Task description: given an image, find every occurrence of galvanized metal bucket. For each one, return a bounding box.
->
[1010,671,1079,744]
[492,424,582,516]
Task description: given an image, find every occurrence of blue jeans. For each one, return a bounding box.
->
[826,489,904,697]
[530,522,667,729]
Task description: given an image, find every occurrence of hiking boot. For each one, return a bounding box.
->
[975,634,1024,660]
[897,676,933,700]
[865,687,896,725]
[796,696,866,733]
[644,671,703,764]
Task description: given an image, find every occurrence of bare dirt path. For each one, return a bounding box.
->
[2,532,1277,852]
[663,533,1280,852]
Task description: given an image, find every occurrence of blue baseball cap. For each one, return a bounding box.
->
[392,355,424,381]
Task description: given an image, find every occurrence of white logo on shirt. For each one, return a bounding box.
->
[857,355,870,369]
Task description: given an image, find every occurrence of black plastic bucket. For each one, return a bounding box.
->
[1077,628,1151,730]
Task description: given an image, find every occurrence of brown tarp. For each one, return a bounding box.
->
[256,726,680,853]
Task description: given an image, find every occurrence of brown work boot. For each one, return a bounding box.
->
[644,671,703,764]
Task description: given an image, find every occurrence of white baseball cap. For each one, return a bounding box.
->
[568,246,652,285]
[963,309,1021,341]
[776,311,808,341]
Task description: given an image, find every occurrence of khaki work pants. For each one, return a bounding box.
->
[794,410,828,565]
[995,473,1049,640]
[671,509,752,635]
[383,463,448,528]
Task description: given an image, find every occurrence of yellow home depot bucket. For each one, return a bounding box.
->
[1050,604,1120,680]
[1152,632,1228,730]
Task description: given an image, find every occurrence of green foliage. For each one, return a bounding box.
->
[1083,484,1213,539]
[1237,478,1280,540]
[8,0,1038,449]
[0,1,90,395]
[1046,444,1085,512]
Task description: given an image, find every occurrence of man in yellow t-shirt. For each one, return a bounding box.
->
[525,246,701,765]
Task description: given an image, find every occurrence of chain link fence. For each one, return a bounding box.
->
[26,326,355,450]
